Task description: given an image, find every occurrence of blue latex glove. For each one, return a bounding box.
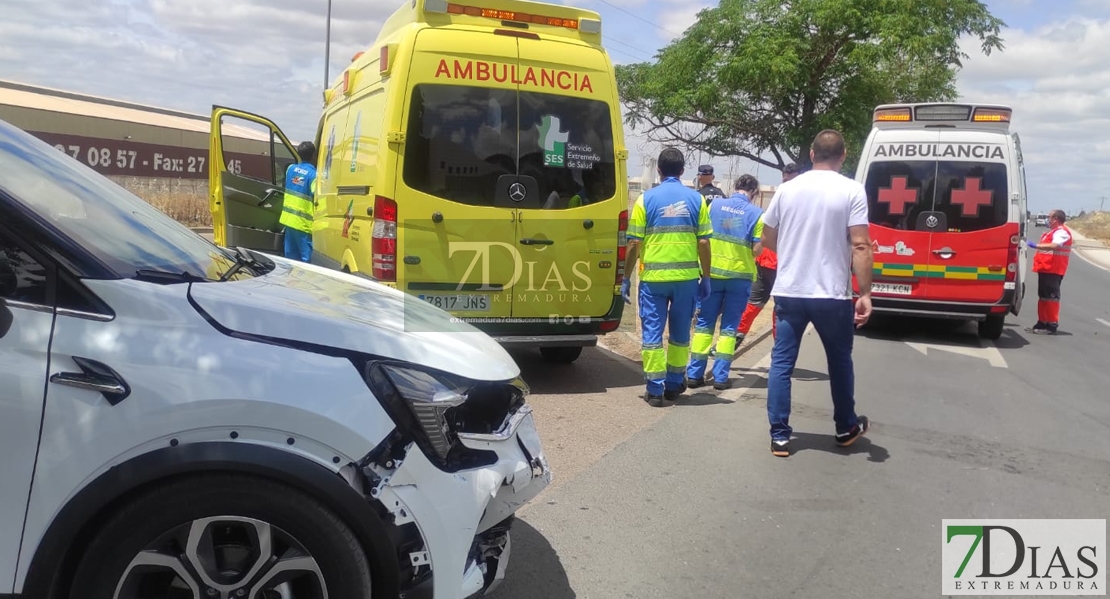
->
[698,276,712,302]
[1026,240,1038,249]
[621,279,632,305]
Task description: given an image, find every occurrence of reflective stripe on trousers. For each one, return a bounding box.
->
[638,279,698,396]
[687,278,751,383]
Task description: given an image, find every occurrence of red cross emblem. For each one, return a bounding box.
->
[950,177,993,217]
[878,176,919,215]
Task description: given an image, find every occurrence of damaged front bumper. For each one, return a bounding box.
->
[360,404,552,599]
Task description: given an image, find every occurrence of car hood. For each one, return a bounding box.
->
[187,257,520,382]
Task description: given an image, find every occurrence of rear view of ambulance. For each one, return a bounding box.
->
[208,0,630,363]
[854,103,1029,339]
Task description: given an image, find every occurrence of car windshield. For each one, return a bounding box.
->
[0,118,248,281]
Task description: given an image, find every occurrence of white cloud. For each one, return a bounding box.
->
[957,17,1110,213]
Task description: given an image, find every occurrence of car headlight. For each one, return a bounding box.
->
[362,360,528,471]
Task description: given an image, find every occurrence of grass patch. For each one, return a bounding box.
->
[144,191,212,228]
[1070,211,1110,244]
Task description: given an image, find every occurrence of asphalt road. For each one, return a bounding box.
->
[492,234,1110,599]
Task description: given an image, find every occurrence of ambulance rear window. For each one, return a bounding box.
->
[865,161,1009,232]
[402,84,616,209]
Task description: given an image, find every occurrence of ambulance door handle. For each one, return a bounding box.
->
[520,238,555,246]
[932,249,957,255]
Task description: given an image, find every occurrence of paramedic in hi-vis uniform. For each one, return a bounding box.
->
[279,141,318,262]
[1026,209,1073,335]
[623,147,713,407]
[687,174,763,390]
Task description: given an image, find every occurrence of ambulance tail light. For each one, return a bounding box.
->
[973,108,1012,123]
[1006,234,1020,282]
[615,210,628,287]
[372,196,398,282]
[874,107,911,122]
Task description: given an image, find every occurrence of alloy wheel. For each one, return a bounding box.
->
[112,516,328,599]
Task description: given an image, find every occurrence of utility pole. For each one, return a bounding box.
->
[1101,195,1106,213]
[324,0,333,89]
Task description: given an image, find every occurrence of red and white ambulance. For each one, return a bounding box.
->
[853,103,1029,339]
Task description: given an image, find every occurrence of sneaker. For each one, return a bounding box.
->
[771,440,790,457]
[686,377,706,389]
[835,416,870,447]
[1031,326,1058,335]
[1025,321,1046,332]
[643,392,664,408]
[713,380,732,391]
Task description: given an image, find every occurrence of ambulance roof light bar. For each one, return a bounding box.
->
[424,0,586,30]
[872,104,1012,124]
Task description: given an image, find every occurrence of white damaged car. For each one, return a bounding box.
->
[0,117,550,599]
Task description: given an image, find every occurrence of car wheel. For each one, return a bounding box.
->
[978,315,1005,340]
[539,346,583,363]
[70,473,374,599]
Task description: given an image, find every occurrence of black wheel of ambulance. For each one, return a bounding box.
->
[540,346,583,364]
[69,474,374,599]
[978,315,1005,340]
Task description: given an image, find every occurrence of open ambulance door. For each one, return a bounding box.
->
[208,107,300,253]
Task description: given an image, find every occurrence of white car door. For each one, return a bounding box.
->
[0,233,54,593]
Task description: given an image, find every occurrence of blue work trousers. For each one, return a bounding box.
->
[639,280,698,396]
[767,296,860,441]
[687,278,752,384]
[284,227,313,263]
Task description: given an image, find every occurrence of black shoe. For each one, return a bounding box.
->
[835,416,870,447]
[1032,325,1058,335]
[687,377,706,389]
[712,380,732,391]
[643,392,665,408]
[771,439,790,457]
[663,383,687,402]
[1025,321,1046,332]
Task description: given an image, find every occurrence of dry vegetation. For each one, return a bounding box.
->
[1070,211,1110,244]
[144,190,212,228]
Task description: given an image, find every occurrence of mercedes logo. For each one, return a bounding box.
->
[509,182,527,202]
[926,215,939,229]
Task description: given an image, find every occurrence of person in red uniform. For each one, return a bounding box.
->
[1026,209,1073,335]
[737,163,800,343]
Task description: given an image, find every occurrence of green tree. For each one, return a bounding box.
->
[617,0,1005,173]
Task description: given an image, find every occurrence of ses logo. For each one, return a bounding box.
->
[943,520,1105,595]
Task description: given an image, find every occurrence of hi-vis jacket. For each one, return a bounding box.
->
[708,192,763,280]
[1033,225,1073,276]
[627,177,712,282]
[279,162,318,234]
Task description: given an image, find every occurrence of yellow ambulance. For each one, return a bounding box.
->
[208,0,630,363]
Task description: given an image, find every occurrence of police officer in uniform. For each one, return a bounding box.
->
[623,148,714,407]
[279,141,318,263]
[687,174,763,390]
[696,164,726,206]
[1026,209,1073,335]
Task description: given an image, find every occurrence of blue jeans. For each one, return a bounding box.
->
[767,296,859,441]
[687,278,751,383]
[639,280,698,396]
[284,227,313,262]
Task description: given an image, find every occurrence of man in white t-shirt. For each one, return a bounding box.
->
[758,130,874,457]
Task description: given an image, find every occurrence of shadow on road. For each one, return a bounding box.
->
[745,368,829,390]
[488,519,576,599]
[857,314,1033,351]
[789,431,891,463]
[509,346,644,395]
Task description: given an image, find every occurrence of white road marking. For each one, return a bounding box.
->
[1098,318,1110,330]
[905,340,1008,369]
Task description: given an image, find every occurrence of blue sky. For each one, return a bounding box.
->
[2,0,1108,214]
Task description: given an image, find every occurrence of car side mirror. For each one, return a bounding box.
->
[0,299,12,340]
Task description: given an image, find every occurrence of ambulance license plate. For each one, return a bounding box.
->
[872,283,912,296]
[419,294,490,312]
